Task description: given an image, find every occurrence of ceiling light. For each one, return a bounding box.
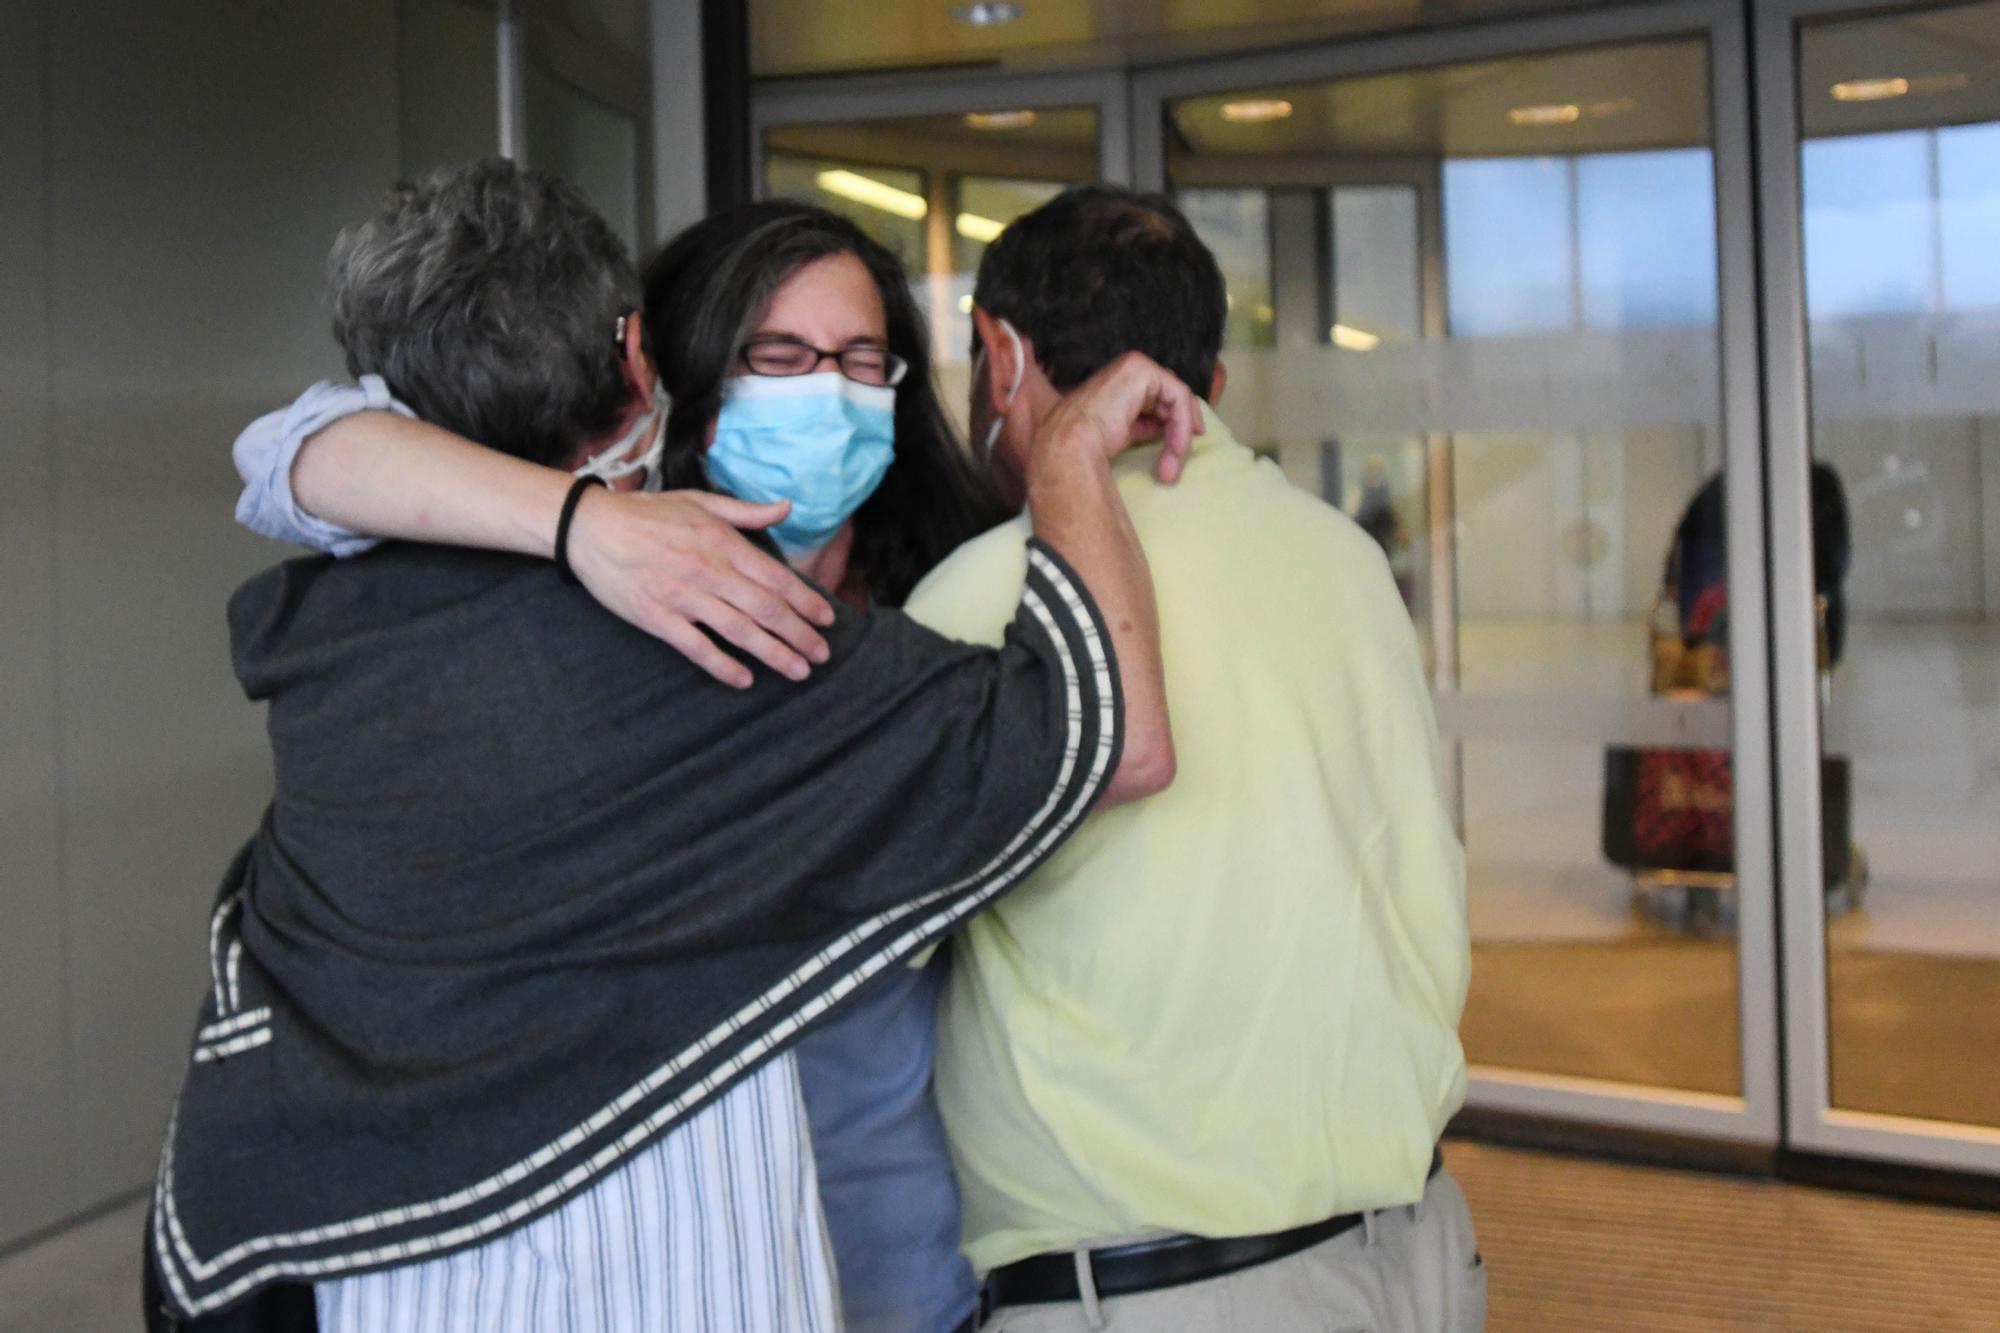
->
[1331,323,1381,352]
[1220,99,1294,124]
[955,212,1007,243]
[1831,77,1910,102]
[816,170,928,220]
[951,1,1023,27]
[1508,103,1582,127]
[965,110,1037,131]
[1583,98,1638,119]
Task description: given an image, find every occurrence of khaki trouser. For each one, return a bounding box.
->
[981,1168,1486,1333]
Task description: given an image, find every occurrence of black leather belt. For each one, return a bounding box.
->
[979,1149,1442,1319]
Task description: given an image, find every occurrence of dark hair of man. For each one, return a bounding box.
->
[972,186,1227,399]
[327,158,640,468]
[643,199,1008,607]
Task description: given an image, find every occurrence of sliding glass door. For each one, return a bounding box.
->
[1760,0,2000,1175]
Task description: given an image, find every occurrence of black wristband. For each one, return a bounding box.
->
[555,476,607,585]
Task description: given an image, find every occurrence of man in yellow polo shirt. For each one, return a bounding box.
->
[907,188,1481,1331]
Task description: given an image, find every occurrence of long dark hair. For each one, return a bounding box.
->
[642,200,1007,607]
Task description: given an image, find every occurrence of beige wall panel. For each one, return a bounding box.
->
[0,0,78,1249]
[398,0,501,176]
[43,0,402,1208]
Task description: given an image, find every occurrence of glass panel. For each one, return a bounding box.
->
[760,152,929,264]
[1332,187,1422,342]
[762,106,1100,424]
[1797,0,2000,1130]
[1576,150,1717,329]
[1175,188,1276,349]
[1169,38,1740,1096]
[1443,158,1574,336]
[951,175,1067,276]
[1329,187,1431,649]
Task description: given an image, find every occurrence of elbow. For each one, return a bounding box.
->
[1102,727,1176,807]
[1130,732,1178,796]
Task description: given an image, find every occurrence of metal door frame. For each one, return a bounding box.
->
[1755,0,2000,1175]
[1132,0,1782,1145]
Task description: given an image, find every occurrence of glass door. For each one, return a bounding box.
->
[1760,0,2000,1174]
[1136,0,1780,1142]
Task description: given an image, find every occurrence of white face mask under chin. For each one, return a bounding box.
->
[573,388,669,491]
[973,319,1025,464]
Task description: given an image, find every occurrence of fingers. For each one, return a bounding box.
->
[729,543,836,629]
[707,558,832,664]
[1088,353,1200,482]
[570,489,834,684]
[1151,374,1198,485]
[688,592,812,683]
[689,491,792,531]
[653,614,755,690]
[684,492,837,629]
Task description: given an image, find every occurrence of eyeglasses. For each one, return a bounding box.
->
[740,337,909,387]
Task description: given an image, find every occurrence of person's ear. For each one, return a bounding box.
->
[971,305,1019,407]
[1208,358,1227,408]
[619,309,656,402]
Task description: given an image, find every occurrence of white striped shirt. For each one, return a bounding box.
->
[314,1052,840,1333]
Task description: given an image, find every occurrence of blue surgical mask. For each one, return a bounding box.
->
[706,371,896,557]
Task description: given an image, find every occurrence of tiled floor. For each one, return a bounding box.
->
[8,1148,1998,1332]
[1446,1140,2000,1332]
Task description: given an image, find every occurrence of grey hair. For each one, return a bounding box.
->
[327,158,640,467]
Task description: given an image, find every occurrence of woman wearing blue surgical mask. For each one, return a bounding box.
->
[633,207,1003,1333]
[646,201,1006,612]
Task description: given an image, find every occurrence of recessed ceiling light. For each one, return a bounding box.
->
[951,1,1023,27]
[1330,323,1381,352]
[955,213,1007,243]
[1831,77,1911,102]
[965,110,1037,131]
[815,170,928,221]
[1509,103,1582,127]
[1220,99,1294,124]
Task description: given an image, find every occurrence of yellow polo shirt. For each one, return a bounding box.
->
[904,408,1470,1274]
